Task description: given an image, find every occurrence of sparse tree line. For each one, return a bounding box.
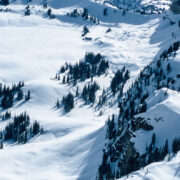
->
[55,52,109,85]
[99,127,180,180]
[0,0,9,5]
[116,41,180,126]
[61,92,74,112]
[55,52,131,113]
[1,111,11,121]
[110,66,130,95]
[56,81,100,112]
[24,4,55,19]
[108,0,166,15]
[67,8,100,24]
[0,81,31,109]
[0,0,55,18]
[55,52,108,113]
[97,41,180,179]
[0,112,43,148]
[82,81,100,104]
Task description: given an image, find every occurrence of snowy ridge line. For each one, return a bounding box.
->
[104,0,171,15]
[97,40,180,179]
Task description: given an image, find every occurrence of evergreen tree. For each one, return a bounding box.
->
[82,8,88,19]
[0,0,9,5]
[62,92,74,112]
[0,141,3,149]
[76,86,79,97]
[24,5,31,16]
[140,102,147,113]
[1,96,7,109]
[43,0,47,8]
[152,133,156,145]
[56,99,60,108]
[25,90,31,101]
[32,121,40,135]
[82,82,99,104]
[3,112,43,143]
[172,137,180,153]
[17,89,24,100]
[47,8,52,16]
[82,26,89,37]
[163,139,169,156]
[62,76,66,83]
[107,115,116,139]
[103,8,108,16]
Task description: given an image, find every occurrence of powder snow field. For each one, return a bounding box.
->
[0,0,179,179]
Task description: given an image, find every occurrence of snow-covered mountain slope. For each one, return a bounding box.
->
[0,0,179,179]
[132,88,180,154]
[104,0,171,14]
[119,152,180,180]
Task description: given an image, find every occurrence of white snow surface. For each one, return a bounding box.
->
[0,0,179,179]
[132,88,180,154]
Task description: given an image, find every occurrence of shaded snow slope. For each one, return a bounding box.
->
[119,152,180,180]
[105,0,171,13]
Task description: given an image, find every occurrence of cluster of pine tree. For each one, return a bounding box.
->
[24,5,30,16]
[82,81,100,104]
[47,8,55,19]
[0,81,23,109]
[0,112,43,144]
[106,114,116,140]
[110,0,165,15]
[56,80,101,112]
[98,89,107,107]
[146,134,169,164]
[131,117,153,131]
[98,41,180,179]
[0,0,9,5]
[67,8,99,24]
[116,41,180,126]
[110,67,130,95]
[54,53,109,112]
[55,52,109,85]
[172,137,180,153]
[43,0,47,8]
[0,82,31,109]
[62,92,74,112]
[1,111,11,121]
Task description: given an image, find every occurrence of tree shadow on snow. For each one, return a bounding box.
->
[52,0,156,26]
